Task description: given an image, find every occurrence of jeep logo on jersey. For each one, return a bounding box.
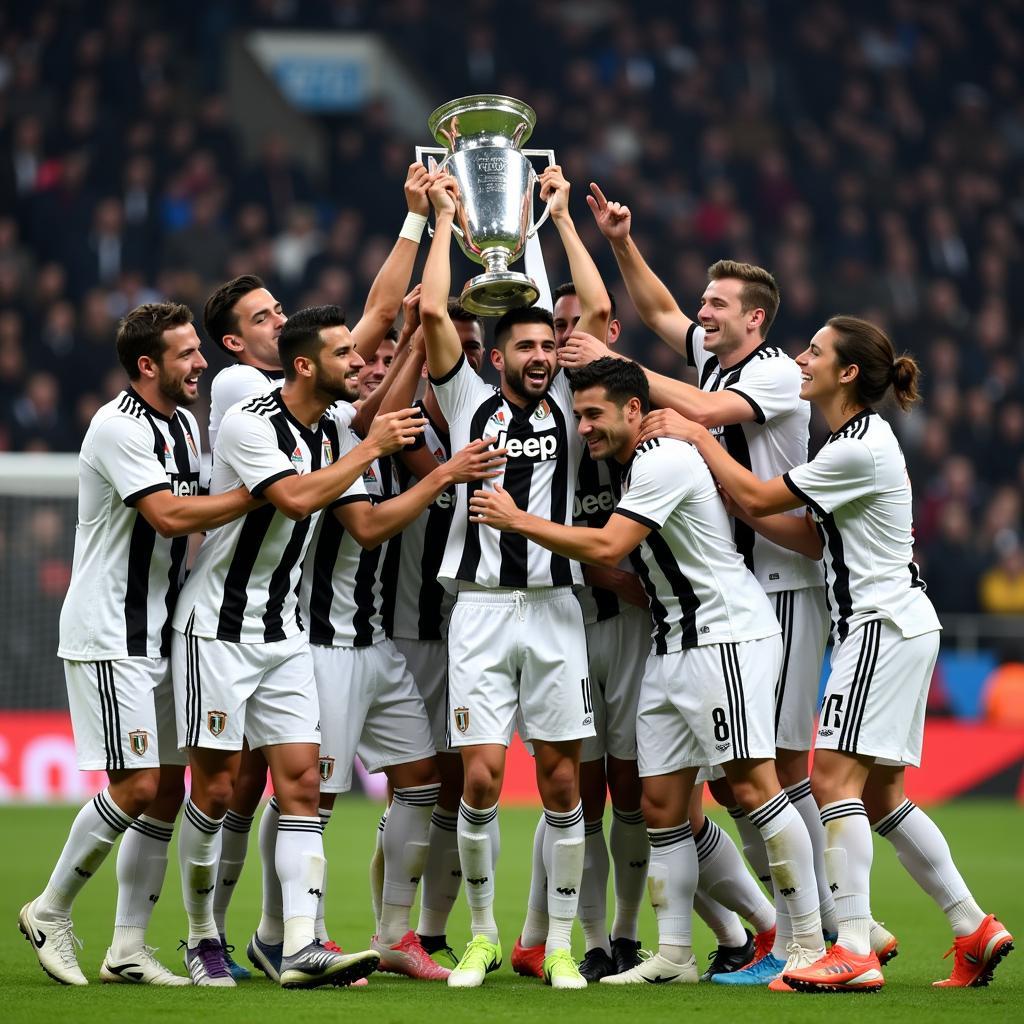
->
[494,428,559,462]
[207,710,228,736]
[454,706,470,733]
[128,730,148,756]
[172,477,200,497]
[573,486,615,519]
[319,756,335,782]
[434,489,455,510]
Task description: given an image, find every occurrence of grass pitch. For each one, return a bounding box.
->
[2,798,1020,1023]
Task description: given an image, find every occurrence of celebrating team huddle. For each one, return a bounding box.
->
[19,164,1013,995]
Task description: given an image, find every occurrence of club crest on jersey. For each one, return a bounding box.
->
[533,399,551,421]
[453,706,470,733]
[128,730,149,756]
[433,446,447,463]
[163,442,174,468]
[290,446,303,464]
[319,756,335,782]
[207,710,228,736]
[363,464,377,482]
[489,410,506,428]
[322,438,333,466]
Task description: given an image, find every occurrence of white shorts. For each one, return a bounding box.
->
[64,657,186,771]
[393,637,451,754]
[446,586,592,747]
[637,635,782,778]
[171,628,320,752]
[312,639,435,793]
[581,605,650,762]
[772,587,829,751]
[816,620,939,767]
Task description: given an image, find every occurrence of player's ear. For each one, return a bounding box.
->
[222,334,244,354]
[490,347,504,372]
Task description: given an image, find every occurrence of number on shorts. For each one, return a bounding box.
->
[822,693,844,728]
[712,706,730,742]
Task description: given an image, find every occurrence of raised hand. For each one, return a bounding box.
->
[556,329,616,369]
[428,173,460,216]
[587,182,631,240]
[468,483,520,531]
[638,408,703,446]
[444,437,507,484]
[405,162,431,216]
[365,407,427,456]
[402,283,422,333]
[539,165,571,220]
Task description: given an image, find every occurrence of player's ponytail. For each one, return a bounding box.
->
[828,315,921,412]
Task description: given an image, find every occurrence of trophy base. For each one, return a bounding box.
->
[461,271,539,317]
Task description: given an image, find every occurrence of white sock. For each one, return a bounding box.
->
[370,810,387,935]
[787,778,838,938]
[693,889,748,948]
[646,823,696,960]
[580,819,611,954]
[728,805,773,893]
[380,784,439,944]
[458,800,499,942]
[213,809,253,938]
[694,817,775,935]
[179,799,225,945]
[37,789,133,919]
[873,799,985,937]
[417,807,461,939]
[257,797,283,944]
[748,792,822,952]
[609,805,648,942]
[315,806,332,941]
[111,815,173,958]
[276,814,325,957]
[542,803,585,954]
[820,799,873,955]
[521,814,548,946]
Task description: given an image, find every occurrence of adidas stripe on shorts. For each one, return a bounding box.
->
[636,634,782,777]
[64,656,186,770]
[312,639,436,793]
[815,618,939,767]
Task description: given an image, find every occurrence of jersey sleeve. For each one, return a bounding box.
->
[91,415,171,506]
[685,323,714,379]
[429,354,493,425]
[726,354,801,425]
[784,437,876,515]
[330,400,357,429]
[216,409,297,498]
[209,366,273,445]
[615,441,693,530]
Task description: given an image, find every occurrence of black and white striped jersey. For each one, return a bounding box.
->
[783,409,941,644]
[58,388,206,661]
[173,388,349,644]
[299,441,401,649]
[574,448,626,624]
[208,364,285,449]
[430,355,583,590]
[390,401,456,641]
[615,437,780,655]
[686,324,822,594]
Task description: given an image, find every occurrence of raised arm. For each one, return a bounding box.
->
[419,175,464,379]
[542,166,610,340]
[588,182,694,352]
[350,163,430,359]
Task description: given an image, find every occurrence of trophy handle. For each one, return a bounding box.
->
[413,146,465,241]
[522,149,557,238]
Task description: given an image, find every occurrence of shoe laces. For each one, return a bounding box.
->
[783,941,819,971]
[459,935,496,970]
[51,918,84,967]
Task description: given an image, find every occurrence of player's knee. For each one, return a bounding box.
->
[810,772,842,808]
[390,757,441,790]
[538,758,578,809]
[463,760,501,805]
[110,768,161,815]
[233,763,269,812]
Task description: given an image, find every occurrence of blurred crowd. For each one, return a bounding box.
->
[1,0,1023,619]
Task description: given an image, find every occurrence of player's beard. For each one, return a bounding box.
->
[317,370,359,404]
[504,360,552,403]
[157,366,199,406]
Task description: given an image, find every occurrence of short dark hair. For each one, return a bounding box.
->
[384,326,399,343]
[568,356,649,414]
[278,305,347,381]
[493,305,554,348]
[448,297,482,327]
[203,274,265,356]
[552,281,617,320]
[116,302,194,380]
[707,260,780,338]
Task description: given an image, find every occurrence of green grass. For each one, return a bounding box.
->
[2,799,1020,1022]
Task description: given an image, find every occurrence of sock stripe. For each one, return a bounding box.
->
[430,809,458,832]
[129,816,173,842]
[377,811,389,832]
[747,791,790,830]
[184,799,224,835]
[459,801,498,826]
[278,815,324,832]
[612,806,645,825]
[873,798,917,836]
[268,796,280,814]
[838,620,880,754]
[223,810,255,834]
[544,802,584,829]
[93,790,133,833]
[393,784,442,807]
[584,819,604,836]
[784,778,813,803]
[647,823,693,848]
[819,799,868,825]
[694,819,723,861]
[727,805,745,820]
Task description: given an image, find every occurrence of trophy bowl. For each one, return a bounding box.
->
[420,94,555,316]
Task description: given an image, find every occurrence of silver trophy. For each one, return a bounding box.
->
[416,94,555,316]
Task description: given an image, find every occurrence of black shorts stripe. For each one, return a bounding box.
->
[838,621,880,754]
[722,642,750,759]
[774,591,795,735]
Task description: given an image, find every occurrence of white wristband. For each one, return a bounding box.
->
[400,212,428,243]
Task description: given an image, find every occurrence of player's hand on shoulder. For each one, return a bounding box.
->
[365,406,427,455]
[468,482,518,530]
[639,408,703,445]
[445,436,507,484]
[586,182,631,240]
[557,329,614,369]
